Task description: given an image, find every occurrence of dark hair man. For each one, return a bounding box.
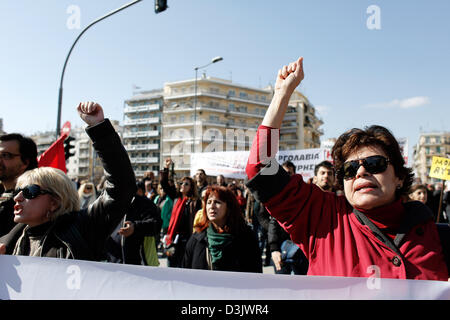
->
[195,169,209,196]
[313,160,335,192]
[0,133,38,236]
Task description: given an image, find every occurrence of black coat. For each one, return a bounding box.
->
[105,194,162,265]
[0,120,136,261]
[0,191,16,237]
[181,226,262,273]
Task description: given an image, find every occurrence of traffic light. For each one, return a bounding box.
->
[64,136,76,160]
[155,0,168,13]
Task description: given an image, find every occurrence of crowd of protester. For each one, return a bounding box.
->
[0,57,449,282]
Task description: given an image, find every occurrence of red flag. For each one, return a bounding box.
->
[38,134,68,173]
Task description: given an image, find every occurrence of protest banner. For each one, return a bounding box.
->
[190,148,327,180]
[428,156,450,222]
[429,156,450,181]
[0,255,448,300]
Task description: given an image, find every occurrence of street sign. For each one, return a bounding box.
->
[429,156,450,181]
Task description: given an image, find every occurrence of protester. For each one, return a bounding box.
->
[105,180,161,265]
[0,102,136,260]
[182,185,262,273]
[78,181,96,209]
[161,158,202,268]
[216,174,227,187]
[312,160,336,192]
[245,57,448,280]
[281,161,296,176]
[407,184,428,204]
[269,161,308,275]
[0,133,38,237]
[154,182,174,236]
[228,182,246,216]
[195,169,209,196]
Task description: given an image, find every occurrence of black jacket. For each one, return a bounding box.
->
[0,119,136,261]
[0,191,16,237]
[267,216,290,253]
[105,194,162,265]
[181,226,262,273]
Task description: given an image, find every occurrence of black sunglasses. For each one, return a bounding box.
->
[339,155,390,180]
[14,184,53,199]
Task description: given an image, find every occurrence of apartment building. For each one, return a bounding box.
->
[124,76,323,178]
[30,131,55,157]
[161,76,271,176]
[123,90,164,178]
[281,91,323,150]
[413,132,450,184]
[64,121,122,184]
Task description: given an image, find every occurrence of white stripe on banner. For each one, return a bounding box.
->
[0,255,449,300]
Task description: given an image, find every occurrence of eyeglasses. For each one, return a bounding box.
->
[14,184,53,199]
[0,152,21,160]
[339,155,390,180]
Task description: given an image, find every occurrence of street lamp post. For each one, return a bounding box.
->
[56,0,144,139]
[193,56,223,153]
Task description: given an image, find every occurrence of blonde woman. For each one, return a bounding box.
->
[0,102,136,260]
[78,182,96,209]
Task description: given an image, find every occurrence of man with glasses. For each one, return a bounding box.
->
[0,134,38,236]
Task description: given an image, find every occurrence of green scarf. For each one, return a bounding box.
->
[206,224,233,265]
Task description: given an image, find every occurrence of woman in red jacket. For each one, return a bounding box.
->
[245,57,448,281]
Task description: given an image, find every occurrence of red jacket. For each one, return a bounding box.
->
[246,126,448,281]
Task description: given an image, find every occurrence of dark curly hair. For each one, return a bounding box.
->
[331,125,413,198]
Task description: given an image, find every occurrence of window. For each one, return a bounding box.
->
[239,92,248,99]
[228,90,235,97]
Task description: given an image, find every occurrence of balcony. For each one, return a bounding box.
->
[165,89,270,106]
[124,104,160,113]
[123,117,160,126]
[130,157,159,164]
[125,144,159,151]
[123,130,159,139]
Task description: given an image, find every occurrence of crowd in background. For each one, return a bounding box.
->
[0,99,449,282]
[65,157,450,275]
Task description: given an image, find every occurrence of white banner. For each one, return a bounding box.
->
[190,148,328,180]
[0,255,449,300]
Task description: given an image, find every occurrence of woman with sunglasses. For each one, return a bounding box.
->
[245,57,448,281]
[160,158,202,268]
[0,102,136,260]
[78,181,96,210]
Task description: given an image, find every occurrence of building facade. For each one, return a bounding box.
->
[413,132,450,184]
[125,76,324,178]
[123,90,164,178]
